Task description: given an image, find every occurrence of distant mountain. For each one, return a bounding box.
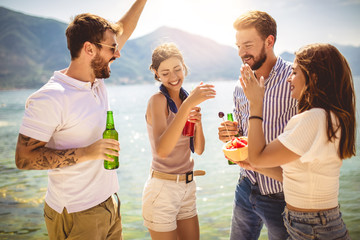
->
[280,51,295,63]
[0,7,68,89]
[280,44,360,76]
[0,7,358,89]
[114,26,241,84]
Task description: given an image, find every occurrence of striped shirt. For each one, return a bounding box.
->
[233,57,298,195]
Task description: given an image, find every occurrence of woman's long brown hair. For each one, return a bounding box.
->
[295,43,356,159]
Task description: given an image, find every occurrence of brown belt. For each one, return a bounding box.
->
[151,170,206,184]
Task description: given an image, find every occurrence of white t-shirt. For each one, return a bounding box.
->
[278,108,342,209]
[19,70,119,213]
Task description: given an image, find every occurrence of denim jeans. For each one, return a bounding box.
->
[282,206,350,240]
[230,176,289,240]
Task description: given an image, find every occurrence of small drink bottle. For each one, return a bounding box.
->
[227,113,235,122]
[103,111,119,170]
[227,113,240,138]
[227,113,239,165]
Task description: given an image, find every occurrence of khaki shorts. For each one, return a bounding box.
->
[44,194,122,240]
[142,177,197,232]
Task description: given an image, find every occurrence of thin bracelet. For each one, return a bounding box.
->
[249,116,263,121]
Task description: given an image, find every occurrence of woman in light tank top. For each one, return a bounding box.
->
[141,42,216,240]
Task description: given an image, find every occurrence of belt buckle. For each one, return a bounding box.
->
[186,171,193,184]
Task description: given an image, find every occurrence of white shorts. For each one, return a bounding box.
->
[142,176,198,232]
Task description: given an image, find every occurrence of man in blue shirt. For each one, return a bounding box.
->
[218,10,297,240]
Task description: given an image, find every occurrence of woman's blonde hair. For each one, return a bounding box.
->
[149,42,188,81]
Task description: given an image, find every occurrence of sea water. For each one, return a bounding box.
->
[0,80,359,239]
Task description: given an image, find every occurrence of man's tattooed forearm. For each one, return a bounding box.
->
[16,134,80,170]
[32,149,79,169]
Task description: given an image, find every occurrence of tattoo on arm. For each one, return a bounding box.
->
[16,134,80,170]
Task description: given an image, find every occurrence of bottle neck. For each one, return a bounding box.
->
[227,113,234,121]
[106,111,115,130]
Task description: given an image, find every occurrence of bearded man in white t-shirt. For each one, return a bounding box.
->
[15,1,147,239]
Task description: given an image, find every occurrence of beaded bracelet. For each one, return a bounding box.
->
[249,116,263,121]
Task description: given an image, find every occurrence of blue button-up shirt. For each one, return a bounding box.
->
[233,57,298,195]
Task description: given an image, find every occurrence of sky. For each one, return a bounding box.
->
[1,0,360,54]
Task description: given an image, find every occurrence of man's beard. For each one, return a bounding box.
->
[243,44,267,71]
[91,54,114,79]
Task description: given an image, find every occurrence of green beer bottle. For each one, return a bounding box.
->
[103,111,119,170]
[227,113,239,165]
